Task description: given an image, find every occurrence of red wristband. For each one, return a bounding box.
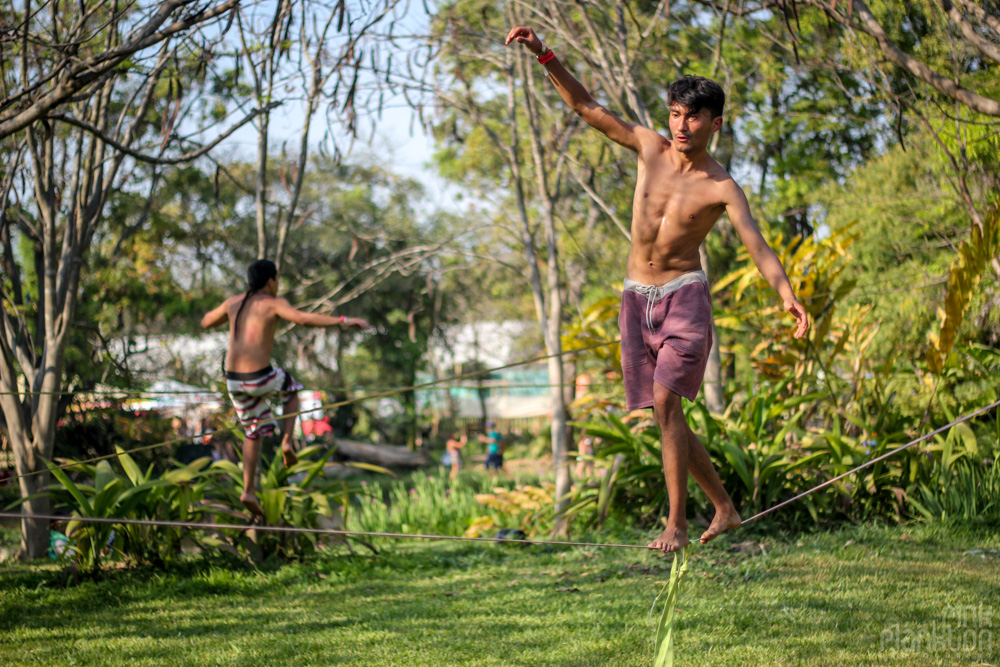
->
[537,50,556,65]
[340,315,346,324]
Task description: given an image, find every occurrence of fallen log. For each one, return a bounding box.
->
[331,438,430,469]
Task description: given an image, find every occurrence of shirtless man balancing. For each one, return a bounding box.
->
[201,259,370,516]
[505,27,810,553]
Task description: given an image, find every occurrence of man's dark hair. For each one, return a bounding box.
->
[233,259,277,336]
[667,76,725,119]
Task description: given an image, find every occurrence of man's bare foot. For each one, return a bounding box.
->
[648,525,690,553]
[699,505,742,543]
[241,493,265,517]
[281,445,298,468]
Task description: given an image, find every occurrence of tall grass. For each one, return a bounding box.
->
[908,460,1000,524]
[347,469,494,537]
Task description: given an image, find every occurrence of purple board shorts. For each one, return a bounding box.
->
[618,270,713,409]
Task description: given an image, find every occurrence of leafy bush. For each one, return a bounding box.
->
[27,454,180,571]
[696,381,826,522]
[565,381,826,530]
[112,451,220,567]
[20,443,395,570]
[469,483,555,537]
[563,379,997,532]
[560,413,665,529]
[207,445,383,561]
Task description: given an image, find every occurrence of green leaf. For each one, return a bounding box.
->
[652,544,694,667]
[949,422,978,457]
[342,462,395,476]
[45,460,93,516]
[297,445,339,488]
[92,478,124,516]
[164,457,211,484]
[94,461,116,495]
[116,447,144,486]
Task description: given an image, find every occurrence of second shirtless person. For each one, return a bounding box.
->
[506,26,810,553]
[201,259,370,516]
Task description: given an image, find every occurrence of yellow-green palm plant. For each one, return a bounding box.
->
[713,221,860,401]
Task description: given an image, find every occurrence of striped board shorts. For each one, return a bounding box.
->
[225,365,304,440]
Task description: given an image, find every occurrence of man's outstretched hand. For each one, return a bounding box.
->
[785,299,809,339]
[505,26,544,55]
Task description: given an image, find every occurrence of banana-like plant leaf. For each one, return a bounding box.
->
[45,460,93,516]
[116,447,145,487]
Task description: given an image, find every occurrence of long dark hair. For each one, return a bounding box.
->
[233,259,277,337]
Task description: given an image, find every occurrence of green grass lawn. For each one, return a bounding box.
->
[1,522,998,666]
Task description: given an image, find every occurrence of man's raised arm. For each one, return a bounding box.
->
[504,26,658,154]
[270,298,370,329]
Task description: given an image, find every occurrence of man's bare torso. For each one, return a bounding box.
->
[627,138,731,285]
[225,293,280,372]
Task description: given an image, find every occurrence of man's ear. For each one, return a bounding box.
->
[712,116,723,133]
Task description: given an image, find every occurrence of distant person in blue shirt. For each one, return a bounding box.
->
[480,420,504,473]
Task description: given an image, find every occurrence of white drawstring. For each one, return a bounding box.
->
[631,283,658,331]
[624,271,708,333]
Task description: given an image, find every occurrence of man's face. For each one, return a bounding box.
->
[668,104,722,153]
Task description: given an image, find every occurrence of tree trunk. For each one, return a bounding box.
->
[255,113,270,260]
[547,344,573,536]
[16,461,50,559]
[3,402,51,559]
[509,26,574,535]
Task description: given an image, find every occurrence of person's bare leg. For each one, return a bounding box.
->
[240,437,264,516]
[648,383,691,553]
[280,394,299,468]
[683,423,741,542]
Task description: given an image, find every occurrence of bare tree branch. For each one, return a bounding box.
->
[0,0,241,139]
[940,0,1000,63]
[47,102,282,166]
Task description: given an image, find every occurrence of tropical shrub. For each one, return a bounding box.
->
[469,483,555,537]
[564,380,827,529]
[560,413,666,528]
[24,454,183,571]
[207,445,386,560]
[16,443,397,570]
[111,450,221,567]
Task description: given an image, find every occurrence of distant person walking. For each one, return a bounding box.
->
[445,432,467,480]
[201,259,370,516]
[480,421,504,473]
